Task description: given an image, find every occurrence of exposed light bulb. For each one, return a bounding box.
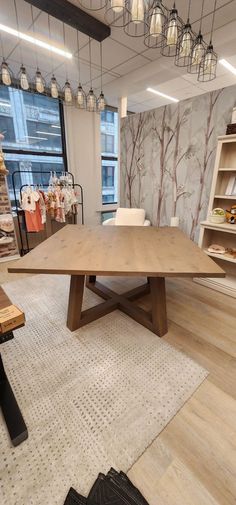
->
[167,18,178,45]
[87,88,96,111]
[77,84,85,106]
[64,81,73,103]
[204,48,215,73]
[150,7,163,37]
[1,62,11,86]
[131,0,144,23]
[191,33,204,65]
[19,65,29,90]
[50,76,59,99]
[111,0,124,13]
[179,30,192,57]
[35,70,45,93]
[97,92,106,112]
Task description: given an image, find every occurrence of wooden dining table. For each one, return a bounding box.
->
[9,225,225,337]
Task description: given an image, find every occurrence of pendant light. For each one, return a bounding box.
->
[78,0,107,11]
[188,0,206,74]
[62,23,74,105]
[97,42,106,112]
[105,0,127,27]
[19,65,29,90]
[124,0,148,37]
[144,0,167,49]
[198,0,218,82]
[1,61,12,86]
[161,2,182,57]
[86,38,97,112]
[175,0,193,67]
[31,5,45,94]
[35,68,45,93]
[76,31,86,109]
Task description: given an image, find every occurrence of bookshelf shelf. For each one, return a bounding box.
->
[196,134,236,298]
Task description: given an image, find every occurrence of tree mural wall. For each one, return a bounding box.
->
[120,84,236,242]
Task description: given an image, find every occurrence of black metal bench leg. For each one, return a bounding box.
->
[0,353,28,446]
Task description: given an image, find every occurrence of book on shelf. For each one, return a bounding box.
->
[225,175,236,195]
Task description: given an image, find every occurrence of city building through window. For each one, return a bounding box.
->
[100,110,118,205]
[0,85,67,204]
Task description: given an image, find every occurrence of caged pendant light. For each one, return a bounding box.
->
[144,0,168,49]
[97,42,106,112]
[78,0,107,11]
[75,31,86,109]
[175,0,193,67]
[198,0,218,82]
[86,38,97,112]
[188,0,206,74]
[0,60,13,86]
[124,0,148,38]
[161,2,183,57]
[105,0,128,28]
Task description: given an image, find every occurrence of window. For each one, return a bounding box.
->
[100,109,118,205]
[101,133,114,154]
[0,85,67,203]
[102,165,115,187]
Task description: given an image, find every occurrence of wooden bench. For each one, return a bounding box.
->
[0,286,28,446]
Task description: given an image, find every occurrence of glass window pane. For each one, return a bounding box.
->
[0,85,62,153]
[100,110,118,157]
[101,160,118,204]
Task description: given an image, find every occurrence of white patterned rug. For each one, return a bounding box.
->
[0,275,207,505]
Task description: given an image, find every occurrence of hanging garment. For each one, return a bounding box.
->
[20,187,44,232]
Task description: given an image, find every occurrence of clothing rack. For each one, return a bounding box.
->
[12,170,84,256]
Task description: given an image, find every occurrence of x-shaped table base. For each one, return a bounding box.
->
[67,275,168,337]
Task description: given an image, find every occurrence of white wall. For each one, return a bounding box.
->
[64,106,102,225]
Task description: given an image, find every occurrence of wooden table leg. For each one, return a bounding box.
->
[67,275,85,331]
[149,277,168,337]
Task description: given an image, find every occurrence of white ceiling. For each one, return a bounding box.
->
[1,0,236,112]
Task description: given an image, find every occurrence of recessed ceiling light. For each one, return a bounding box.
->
[219,58,236,76]
[146,87,179,103]
[0,23,72,59]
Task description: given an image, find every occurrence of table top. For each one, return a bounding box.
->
[8,225,225,278]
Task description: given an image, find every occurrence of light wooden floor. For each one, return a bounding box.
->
[1,261,236,505]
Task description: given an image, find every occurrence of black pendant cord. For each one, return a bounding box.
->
[187,0,192,22]
[48,14,54,76]
[63,23,68,81]
[13,0,23,65]
[209,0,217,44]
[77,31,81,84]
[89,37,93,89]
[30,4,39,69]
[100,42,103,93]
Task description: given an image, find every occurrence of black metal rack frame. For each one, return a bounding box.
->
[12,170,84,256]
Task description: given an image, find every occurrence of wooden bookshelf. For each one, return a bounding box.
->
[195,134,236,298]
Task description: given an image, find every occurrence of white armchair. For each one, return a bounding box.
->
[103,207,151,226]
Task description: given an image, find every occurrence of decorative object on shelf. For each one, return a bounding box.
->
[209,208,225,224]
[97,42,106,112]
[161,2,182,57]
[207,244,226,254]
[226,123,236,135]
[87,38,97,112]
[226,205,236,224]
[198,0,217,82]
[75,31,86,109]
[225,175,236,196]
